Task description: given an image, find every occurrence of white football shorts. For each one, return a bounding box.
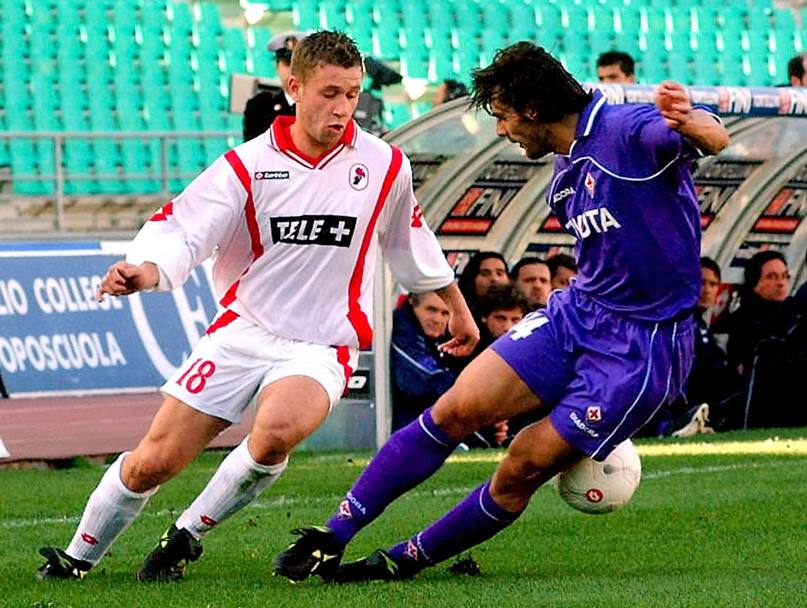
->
[162,313,358,423]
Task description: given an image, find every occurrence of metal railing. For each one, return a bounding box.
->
[0,130,240,232]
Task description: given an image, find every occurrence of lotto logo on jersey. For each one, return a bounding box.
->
[255,170,290,180]
[269,215,357,247]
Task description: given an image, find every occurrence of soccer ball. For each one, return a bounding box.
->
[557,439,641,515]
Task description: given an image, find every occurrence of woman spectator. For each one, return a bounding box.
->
[457,251,510,318]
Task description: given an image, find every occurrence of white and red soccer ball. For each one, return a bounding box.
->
[557,439,642,515]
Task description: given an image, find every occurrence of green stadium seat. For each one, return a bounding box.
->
[612,31,641,58]
[536,3,562,34]
[23,0,785,194]
[197,3,223,36]
[293,0,319,30]
[323,2,349,30]
[772,8,796,33]
[589,29,614,57]
[169,2,194,36]
[401,48,429,79]
[384,102,412,130]
[668,57,693,84]
[694,56,719,84]
[719,58,747,86]
[747,9,771,34]
[373,23,401,59]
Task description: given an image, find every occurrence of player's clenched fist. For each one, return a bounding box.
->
[96,261,160,301]
[655,80,692,130]
[439,309,480,357]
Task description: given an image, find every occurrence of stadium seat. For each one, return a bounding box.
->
[2,0,806,198]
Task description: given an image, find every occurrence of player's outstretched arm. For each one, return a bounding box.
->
[655,81,730,155]
[96,261,160,301]
[435,282,479,357]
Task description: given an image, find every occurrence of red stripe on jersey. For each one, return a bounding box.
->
[346,146,403,349]
[206,309,240,335]
[150,201,174,221]
[224,150,263,260]
[335,345,354,395]
[221,150,264,307]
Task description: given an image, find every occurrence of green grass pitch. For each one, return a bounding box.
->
[2,428,806,608]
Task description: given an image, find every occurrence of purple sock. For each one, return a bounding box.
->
[327,408,457,546]
[388,482,522,569]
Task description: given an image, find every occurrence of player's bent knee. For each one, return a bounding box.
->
[122,449,183,492]
[247,427,294,465]
[490,448,554,511]
[431,390,495,440]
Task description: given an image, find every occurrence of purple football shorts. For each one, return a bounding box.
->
[491,287,694,460]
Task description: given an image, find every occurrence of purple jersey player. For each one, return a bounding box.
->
[273,42,730,582]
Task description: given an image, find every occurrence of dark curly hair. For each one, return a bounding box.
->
[291,30,363,81]
[475,284,530,318]
[471,42,591,122]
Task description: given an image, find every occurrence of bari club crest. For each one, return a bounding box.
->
[349,163,369,191]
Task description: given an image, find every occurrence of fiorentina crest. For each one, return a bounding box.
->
[337,499,352,519]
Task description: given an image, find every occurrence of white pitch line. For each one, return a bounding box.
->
[0,460,799,531]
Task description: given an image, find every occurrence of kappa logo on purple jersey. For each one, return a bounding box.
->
[586,406,602,423]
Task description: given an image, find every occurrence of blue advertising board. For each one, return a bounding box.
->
[0,242,219,396]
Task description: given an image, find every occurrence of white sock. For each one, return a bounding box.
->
[175,437,288,539]
[65,452,158,566]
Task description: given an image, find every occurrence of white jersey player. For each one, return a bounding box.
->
[37,31,478,582]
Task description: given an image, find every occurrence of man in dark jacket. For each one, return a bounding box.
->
[390,292,458,431]
[242,31,304,141]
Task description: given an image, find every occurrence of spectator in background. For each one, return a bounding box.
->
[390,292,458,431]
[727,250,791,377]
[596,51,636,83]
[474,284,530,353]
[434,79,469,106]
[660,258,743,436]
[457,284,529,448]
[457,251,510,316]
[242,31,306,141]
[794,252,807,306]
[471,284,535,444]
[511,257,551,311]
[787,53,807,86]
[547,253,578,290]
[728,251,806,429]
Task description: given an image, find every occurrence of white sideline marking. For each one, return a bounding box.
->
[1,460,800,531]
[0,435,9,459]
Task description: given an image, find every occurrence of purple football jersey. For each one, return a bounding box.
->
[547,90,711,321]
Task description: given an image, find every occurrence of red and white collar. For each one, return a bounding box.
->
[268,115,358,170]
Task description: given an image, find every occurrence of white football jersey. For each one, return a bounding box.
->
[127,117,454,349]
